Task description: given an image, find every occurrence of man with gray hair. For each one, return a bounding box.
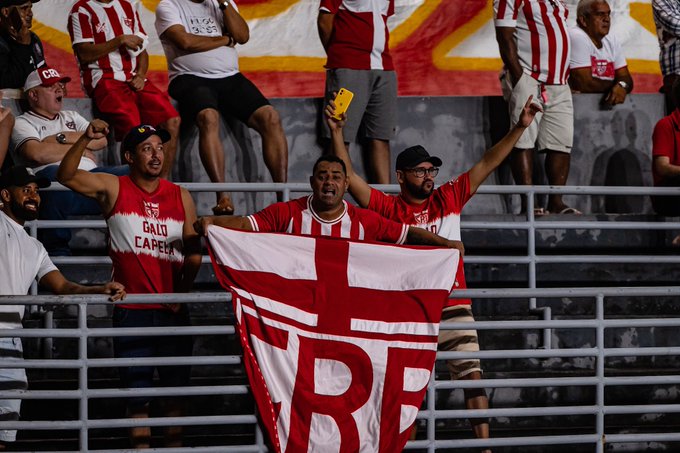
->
[568,0,633,106]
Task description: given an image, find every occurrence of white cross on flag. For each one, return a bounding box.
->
[206,226,459,452]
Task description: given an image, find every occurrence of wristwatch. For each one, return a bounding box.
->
[56,133,67,144]
[218,1,228,10]
[617,80,629,91]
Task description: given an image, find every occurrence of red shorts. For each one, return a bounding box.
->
[92,79,179,141]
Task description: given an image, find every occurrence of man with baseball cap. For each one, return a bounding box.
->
[327,96,541,450]
[0,0,44,89]
[10,66,128,255]
[0,164,125,450]
[56,120,201,448]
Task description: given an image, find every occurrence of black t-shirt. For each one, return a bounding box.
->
[0,31,45,89]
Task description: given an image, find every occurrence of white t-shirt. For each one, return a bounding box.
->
[0,211,58,329]
[569,26,627,81]
[10,110,95,173]
[155,0,240,81]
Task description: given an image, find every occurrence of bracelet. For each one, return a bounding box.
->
[219,1,228,10]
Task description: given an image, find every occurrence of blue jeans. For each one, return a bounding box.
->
[112,306,193,410]
[37,164,129,256]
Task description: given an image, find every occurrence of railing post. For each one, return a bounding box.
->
[526,188,552,349]
[596,293,605,453]
[78,301,89,453]
[427,372,436,453]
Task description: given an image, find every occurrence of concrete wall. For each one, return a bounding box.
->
[4,93,664,215]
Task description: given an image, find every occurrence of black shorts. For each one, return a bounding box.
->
[168,72,270,125]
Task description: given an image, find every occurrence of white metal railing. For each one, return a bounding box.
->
[3,183,679,451]
[1,288,679,452]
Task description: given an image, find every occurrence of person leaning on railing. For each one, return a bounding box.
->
[0,165,125,450]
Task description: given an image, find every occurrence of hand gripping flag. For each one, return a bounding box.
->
[206,226,459,452]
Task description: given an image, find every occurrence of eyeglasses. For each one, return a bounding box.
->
[404,167,439,178]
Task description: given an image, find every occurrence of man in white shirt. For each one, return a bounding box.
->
[0,165,125,450]
[10,66,127,255]
[155,0,288,215]
[569,0,634,106]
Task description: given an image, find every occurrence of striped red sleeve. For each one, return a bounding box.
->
[68,10,94,43]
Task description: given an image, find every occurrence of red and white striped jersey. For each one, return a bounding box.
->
[320,0,395,70]
[106,176,186,309]
[494,0,571,85]
[367,172,473,306]
[248,195,408,244]
[68,0,146,94]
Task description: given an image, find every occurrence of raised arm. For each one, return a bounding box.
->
[325,101,372,207]
[56,119,119,213]
[178,187,202,293]
[39,270,126,301]
[467,96,541,193]
[317,10,334,50]
[193,215,253,236]
[406,226,465,254]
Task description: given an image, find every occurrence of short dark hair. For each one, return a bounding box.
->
[313,154,347,175]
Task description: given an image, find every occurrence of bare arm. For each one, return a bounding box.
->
[317,11,334,50]
[325,101,372,207]
[654,156,680,179]
[467,96,541,193]
[220,1,249,44]
[603,67,633,106]
[406,226,465,254]
[194,215,253,236]
[56,119,119,213]
[19,132,106,166]
[178,188,202,293]
[160,24,231,53]
[496,26,523,85]
[39,270,126,301]
[569,67,616,93]
[73,34,143,65]
[128,50,148,91]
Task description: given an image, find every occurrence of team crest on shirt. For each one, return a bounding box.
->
[123,18,133,28]
[95,22,108,33]
[143,201,160,219]
[66,121,76,130]
[414,210,429,224]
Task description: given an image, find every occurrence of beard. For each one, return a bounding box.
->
[403,178,434,199]
[11,198,39,221]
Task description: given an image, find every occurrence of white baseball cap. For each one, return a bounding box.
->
[24,66,71,91]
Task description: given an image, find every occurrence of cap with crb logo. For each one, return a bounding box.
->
[120,125,171,161]
[395,145,443,170]
[0,165,51,189]
[23,66,71,91]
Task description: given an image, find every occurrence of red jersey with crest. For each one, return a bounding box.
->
[368,172,473,306]
[248,195,408,244]
[106,176,186,309]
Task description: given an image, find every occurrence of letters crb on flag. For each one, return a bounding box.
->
[206,226,459,452]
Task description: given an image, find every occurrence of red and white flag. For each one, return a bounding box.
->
[207,226,459,453]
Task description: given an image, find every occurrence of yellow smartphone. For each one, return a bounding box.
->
[332,88,354,120]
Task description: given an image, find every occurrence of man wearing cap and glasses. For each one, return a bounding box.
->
[0,165,125,450]
[0,0,44,90]
[56,121,201,448]
[327,96,541,450]
[10,66,128,255]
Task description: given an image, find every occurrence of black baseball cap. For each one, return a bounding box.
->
[120,124,171,160]
[0,0,41,7]
[395,145,443,170]
[0,165,50,189]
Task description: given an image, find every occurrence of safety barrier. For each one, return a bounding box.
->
[2,183,680,451]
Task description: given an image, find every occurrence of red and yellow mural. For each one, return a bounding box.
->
[31,0,662,98]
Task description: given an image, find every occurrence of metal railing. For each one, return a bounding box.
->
[1,288,679,452]
[2,183,679,451]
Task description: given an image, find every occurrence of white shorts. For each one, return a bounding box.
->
[502,72,574,153]
[0,337,27,443]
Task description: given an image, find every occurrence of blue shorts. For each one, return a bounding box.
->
[112,307,193,410]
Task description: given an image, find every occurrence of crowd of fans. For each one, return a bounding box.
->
[0,0,677,450]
